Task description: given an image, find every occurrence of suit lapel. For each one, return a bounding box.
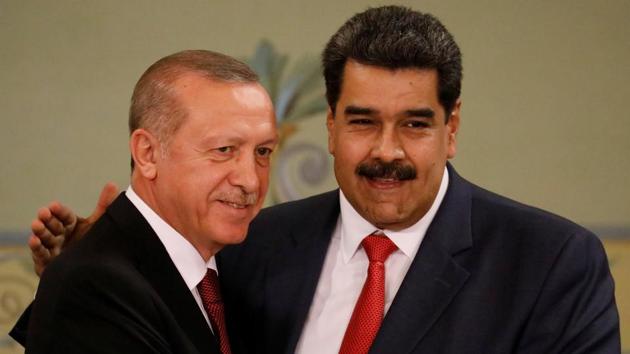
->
[263,191,340,354]
[370,164,473,354]
[107,195,220,354]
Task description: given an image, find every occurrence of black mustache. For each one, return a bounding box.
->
[356,161,417,181]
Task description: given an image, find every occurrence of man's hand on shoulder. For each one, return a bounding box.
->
[29,182,119,276]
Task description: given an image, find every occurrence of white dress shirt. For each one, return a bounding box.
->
[126,186,216,333]
[295,168,449,354]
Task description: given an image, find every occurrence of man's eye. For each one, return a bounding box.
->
[405,120,429,128]
[216,146,234,153]
[349,118,373,125]
[256,147,273,157]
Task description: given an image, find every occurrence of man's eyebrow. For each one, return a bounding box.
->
[344,105,376,116]
[198,135,241,148]
[259,136,279,146]
[344,106,436,119]
[404,108,435,118]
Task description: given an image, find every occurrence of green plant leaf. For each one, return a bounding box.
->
[246,39,327,122]
[285,95,328,121]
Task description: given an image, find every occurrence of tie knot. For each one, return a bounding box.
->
[197,268,222,304]
[361,234,397,263]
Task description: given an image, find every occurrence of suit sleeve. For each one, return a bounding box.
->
[8,302,32,346]
[26,262,175,354]
[517,230,620,353]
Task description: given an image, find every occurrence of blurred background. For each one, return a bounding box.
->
[1,0,628,351]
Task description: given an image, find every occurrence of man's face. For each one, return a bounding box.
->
[327,60,460,231]
[153,74,277,255]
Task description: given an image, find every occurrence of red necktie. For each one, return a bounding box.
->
[339,234,398,354]
[197,268,232,354]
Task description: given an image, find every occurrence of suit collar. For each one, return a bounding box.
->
[125,186,216,293]
[425,162,473,255]
[263,191,341,354]
[106,194,220,354]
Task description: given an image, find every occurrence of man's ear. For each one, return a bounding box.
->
[446,99,461,159]
[326,107,336,155]
[129,129,160,179]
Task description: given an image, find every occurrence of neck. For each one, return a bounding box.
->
[131,175,220,262]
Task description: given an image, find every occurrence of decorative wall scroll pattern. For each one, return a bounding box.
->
[271,141,332,203]
[0,249,38,352]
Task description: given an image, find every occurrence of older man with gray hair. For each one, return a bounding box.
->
[19,49,277,354]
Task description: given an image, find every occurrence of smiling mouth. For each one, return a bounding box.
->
[364,176,405,189]
[220,201,250,209]
[370,177,398,182]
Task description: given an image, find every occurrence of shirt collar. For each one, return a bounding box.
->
[125,186,216,291]
[339,166,450,263]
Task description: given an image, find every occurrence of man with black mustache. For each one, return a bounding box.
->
[15,5,620,354]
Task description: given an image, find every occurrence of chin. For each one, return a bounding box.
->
[217,228,249,245]
[369,208,404,222]
[369,210,412,229]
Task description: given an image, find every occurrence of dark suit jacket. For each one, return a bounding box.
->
[218,164,620,354]
[22,194,221,354]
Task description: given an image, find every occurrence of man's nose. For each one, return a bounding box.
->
[230,154,260,193]
[370,127,405,162]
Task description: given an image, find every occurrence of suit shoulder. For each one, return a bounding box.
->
[39,246,145,303]
[38,217,145,303]
[249,190,339,233]
[470,183,590,234]
[29,244,173,354]
[258,190,338,218]
[468,183,600,248]
[219,190,339,263]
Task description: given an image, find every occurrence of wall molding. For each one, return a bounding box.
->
[0,231,29,246]
[589,226,630,240]
[1,226,629,247]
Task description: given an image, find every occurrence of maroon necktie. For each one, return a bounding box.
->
[197,268,232,354]
[339,234,398,354]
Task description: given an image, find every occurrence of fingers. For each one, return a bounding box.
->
[36,204,65,236]
[28,233,47,258]
[48,201,78,230]
[32,213,61,249]
[26,183,118,277]
[87,182,119,223]
[30,211,65,276]
[32,204,67,253]
[28,234,51,277]
[34,207,51,233]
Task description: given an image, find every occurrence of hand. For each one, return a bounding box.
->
[29,182,119,276]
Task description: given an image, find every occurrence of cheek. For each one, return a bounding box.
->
[337,138,367,163]
[405,135,447,160]
[446,135,457,158]
[257,168,270,193]
[328,130,336,155]
[334,153,356,180]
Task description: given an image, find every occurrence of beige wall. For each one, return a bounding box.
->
[1,0,629,231]
[1,1,630,351]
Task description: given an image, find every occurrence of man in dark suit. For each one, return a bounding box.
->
[14,5,620,354]
[14,50,278,353]
[215,7,619,353]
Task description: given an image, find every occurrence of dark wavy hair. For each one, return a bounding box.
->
[323,6,462,119]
